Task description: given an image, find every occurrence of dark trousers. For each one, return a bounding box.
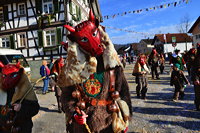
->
[194,85,200,110]
[160,64,164,74]
[151,66,159,79]
[173,86,184,100]
[136,75,148,98]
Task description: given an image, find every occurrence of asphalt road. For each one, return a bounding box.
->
[32,64,200,133]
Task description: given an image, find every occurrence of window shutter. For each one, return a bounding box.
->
[76,6,78,20]
[35,0,43,15]
[37,30,44,47]
[53,0,59,13]
[69,1,73,14]
[3,6,8,22]
[9,35,15,49]
[78,7,81,21]
[56,27,62,45]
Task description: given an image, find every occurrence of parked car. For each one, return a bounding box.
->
[0,49,31,77]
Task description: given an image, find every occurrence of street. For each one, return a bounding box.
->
[32,64,200,133]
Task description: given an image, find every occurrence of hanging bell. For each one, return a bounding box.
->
[111,91,120,100]
[107,103,119,112]
[76,101,86,110]
[72,90,81,99]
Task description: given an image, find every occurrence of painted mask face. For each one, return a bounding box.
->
[58,57,64,67]
[0,62,22,91]
[152,49,157,54]
[190,48,196,54]
[138,57,146,66]
[64,10,104,57]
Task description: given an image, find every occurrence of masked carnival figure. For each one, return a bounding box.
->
[57,10,132,133]
[50,57,65,113]
[186,48,196,76]
[191,43,200,111]
[132,54,150,99]
[0,62,40,133]
[148,48,160,79]
[170,49,186,71]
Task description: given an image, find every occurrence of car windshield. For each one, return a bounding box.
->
[6,55,29,68]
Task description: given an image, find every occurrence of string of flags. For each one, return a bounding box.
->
[103,0,190,20]
[105,26,155,36]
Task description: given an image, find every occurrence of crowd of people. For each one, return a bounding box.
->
[131,44,200,111]
[0,9,199,133]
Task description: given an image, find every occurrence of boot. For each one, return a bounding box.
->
[173,92,179,101]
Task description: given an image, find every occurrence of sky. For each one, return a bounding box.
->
[98,0,200,44]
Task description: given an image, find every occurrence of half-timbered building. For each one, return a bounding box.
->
[0,0,102,60]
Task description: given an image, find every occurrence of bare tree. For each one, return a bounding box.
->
[177,14,191,33]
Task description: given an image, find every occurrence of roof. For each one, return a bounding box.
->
[188,16,200,33]
[141,39,154,44]
[155,33,192,43]
[0,49,22,55]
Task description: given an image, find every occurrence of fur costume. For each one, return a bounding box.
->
[0,64,39,133]
[58,10,131,133]
[132,55,150,99]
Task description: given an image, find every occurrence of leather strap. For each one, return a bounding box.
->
[90,99,112,106]
[109,70,115,92]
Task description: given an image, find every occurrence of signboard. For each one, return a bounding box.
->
[172,36,176,47]
[172,36,176,43]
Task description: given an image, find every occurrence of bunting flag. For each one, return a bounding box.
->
[103,0,190,20]
[105,26,155,36]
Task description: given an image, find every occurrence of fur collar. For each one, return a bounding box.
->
[58,26,122,88]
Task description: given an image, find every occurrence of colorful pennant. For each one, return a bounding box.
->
[103,0,190,20]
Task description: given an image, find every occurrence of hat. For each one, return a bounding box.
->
[174,49,180,53]
[174,63,180,69]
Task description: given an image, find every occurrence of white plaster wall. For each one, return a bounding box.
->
[164,42,193,53]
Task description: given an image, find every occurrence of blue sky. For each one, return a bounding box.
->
[98,0,200,44]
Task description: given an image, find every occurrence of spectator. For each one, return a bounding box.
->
[170,63,190,101]
[40,60,50,94]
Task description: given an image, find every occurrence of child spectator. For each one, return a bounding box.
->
[170,63,190,101]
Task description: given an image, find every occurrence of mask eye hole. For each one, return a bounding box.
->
[81,37,88,42]
[92,30,98,37]
[13,74,18,78]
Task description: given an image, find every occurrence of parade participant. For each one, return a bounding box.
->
[191,43,200,111]
[0,62,40,133]
[132,54,150,99]
[148,48,160,79]
[170,63,190,101]
[186,48,196,76]
[40,60,50,94]
[159,53,165,74]
[50,57,64,113]
[170,49,186,71]
[57,10,132,133]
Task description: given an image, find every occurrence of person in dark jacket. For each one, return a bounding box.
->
[170,63,190,101]
[148,48,160,79]
[191,43,200,111]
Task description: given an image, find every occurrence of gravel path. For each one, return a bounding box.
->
[125,64,200,133]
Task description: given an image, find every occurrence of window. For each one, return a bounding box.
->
[1,37,10,48]
[18,33,27,47]
[43,0,53,14]
[196,34,200,40]
[18,3,26,16]
[0,7,3,22]
[45,30,56,46]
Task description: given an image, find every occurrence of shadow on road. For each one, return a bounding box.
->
[149,120,200,131]
[40,107,60,113]
[133,106,200,120]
